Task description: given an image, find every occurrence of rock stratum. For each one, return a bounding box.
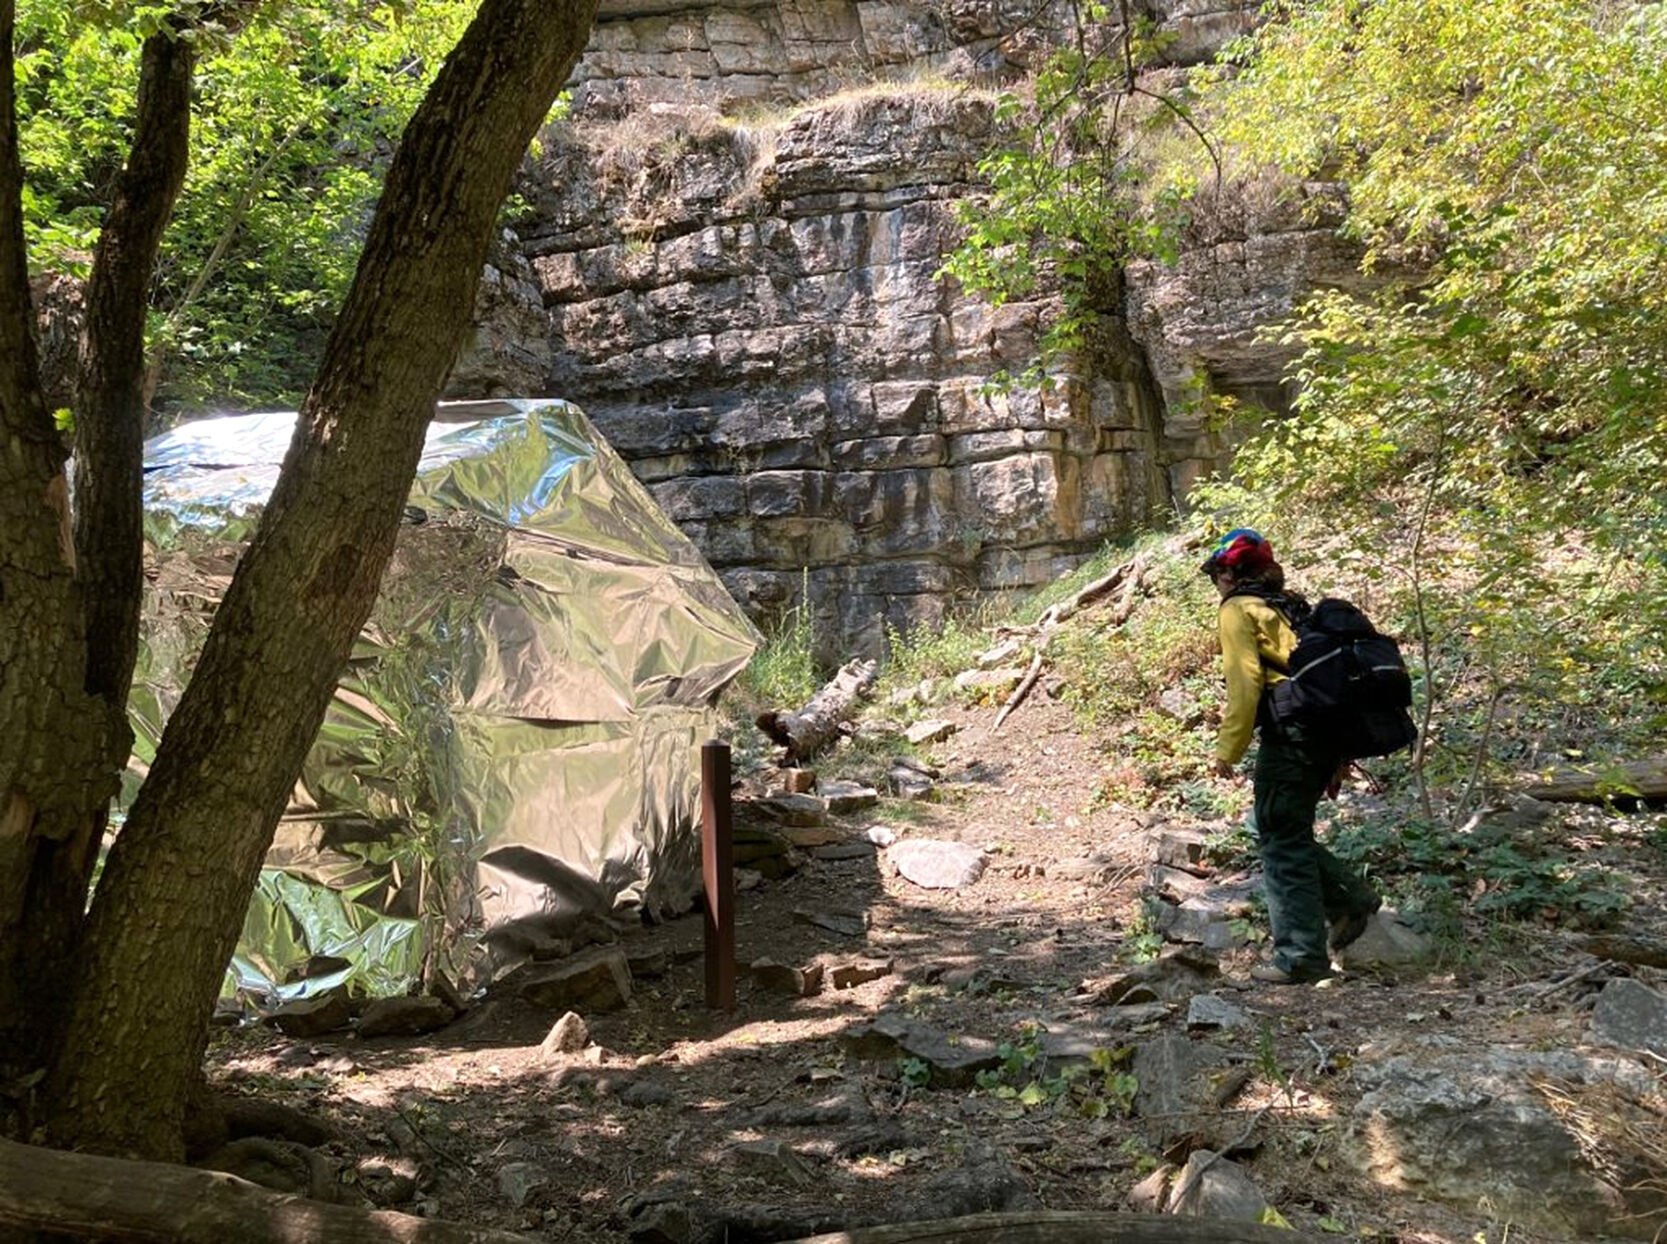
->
[450,0,1364,651]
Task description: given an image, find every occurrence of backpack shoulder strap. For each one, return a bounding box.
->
[1223,583,1307,628]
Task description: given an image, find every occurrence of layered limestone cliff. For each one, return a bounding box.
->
[451,0,1364,651]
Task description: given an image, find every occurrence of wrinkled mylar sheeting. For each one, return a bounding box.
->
[140,399,758,1004]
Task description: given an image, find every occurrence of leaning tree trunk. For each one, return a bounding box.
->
[39,0,598,1159]
[1,26,196,1081]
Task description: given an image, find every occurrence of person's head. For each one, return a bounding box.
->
[1200,528,1285,597]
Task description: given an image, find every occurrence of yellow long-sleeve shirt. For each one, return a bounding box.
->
[1216,594,1298,764]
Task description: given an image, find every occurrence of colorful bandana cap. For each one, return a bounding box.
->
[1201,527,1274,574]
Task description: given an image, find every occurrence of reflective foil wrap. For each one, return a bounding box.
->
[137,399,759,1003]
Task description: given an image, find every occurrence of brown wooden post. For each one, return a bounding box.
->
[701,740,736,1010]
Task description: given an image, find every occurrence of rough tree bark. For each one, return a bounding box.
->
[4,24,197,1079]
[36,0,597,1160]
[757,658,881,763]
[0,0,123,1084]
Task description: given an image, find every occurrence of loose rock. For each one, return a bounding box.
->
[1168,1150,1270,1222]
[498,1160,546,1208]
[904,719,957,746]
[750,958,824,997]
[757,793,829,827]
[356,995,455,1039]
[1185,994,1251,1031]
[539,1011,590,1057]
[793,907,868,938]
[841,1014,1000,1088]
[732,1139,814,1186]
[270,989,354,1038]
[820,780,880,814]
[1589,977,1667,1056]
[830,959,894,989]
[509,946,633,1013]
[890,839,985,890]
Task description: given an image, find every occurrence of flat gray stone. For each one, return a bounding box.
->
[811,839,878,861]
[904,719,956,745]
[1131,1033,1226,1145]
[1334,910,1431,969]
[793,906,867,938]
[1151,826,1211,872]
[891,839,985,889]
[732,1139,814,1186]
[820,780,880,814]
[1185,994,1251,1031]
[889,766,937,800]
[841,1013,1000,1088]
[498,1161,546,1208]
[1590,977,1667,1056]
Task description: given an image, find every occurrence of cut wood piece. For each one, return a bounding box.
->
[780,1210,1313,1243]
[1523,758,1667,804]
[0,1137,538,1243]
[756,658,880,763]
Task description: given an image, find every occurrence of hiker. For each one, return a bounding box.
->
[1202,529,1380,985]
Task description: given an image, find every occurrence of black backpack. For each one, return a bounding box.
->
[1228,587,1418,760]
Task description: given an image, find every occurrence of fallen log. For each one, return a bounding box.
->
[1524,758,1667,804]
[780,1210,1313,1243]
[1573,934,1667,970]
[757,657,879,763]
[0,1137,537,1244]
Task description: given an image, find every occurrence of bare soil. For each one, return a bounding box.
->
[206,691,1667,1243]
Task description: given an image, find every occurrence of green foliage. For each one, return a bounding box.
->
[1188,0,1667,791]
[737,591,820,709]
[1327,805,1627,932]
[1053,558,1222,811]
[972,1023,1138,1118]
[937,6,1206,361]
[881,608,992,693]
[14,0,517,409]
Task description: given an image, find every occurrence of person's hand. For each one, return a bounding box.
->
[1213,758,1239,781]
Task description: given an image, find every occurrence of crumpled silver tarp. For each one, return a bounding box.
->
[135,399,759,1004]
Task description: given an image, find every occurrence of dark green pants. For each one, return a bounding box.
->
[1252,731,1379,979]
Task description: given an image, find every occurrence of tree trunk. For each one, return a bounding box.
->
[38,0,597,1160]
[1,25,197,1084]
[0,0,123,1089]
[0,1136,541,1244]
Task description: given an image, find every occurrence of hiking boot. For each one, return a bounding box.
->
[1250,961,1334,985]
[1328,896,1382,952]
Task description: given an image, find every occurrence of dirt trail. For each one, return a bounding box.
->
[207,691,1666,1243]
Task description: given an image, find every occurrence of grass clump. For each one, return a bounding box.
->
[730,595,819,720]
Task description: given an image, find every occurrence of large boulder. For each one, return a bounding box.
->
[1345,1041,1666,1239]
